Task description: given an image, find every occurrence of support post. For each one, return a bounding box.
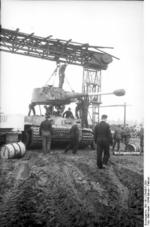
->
[124,102,126,126]
[82,68,101,125]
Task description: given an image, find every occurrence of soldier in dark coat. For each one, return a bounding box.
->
[94,114,113,169]
[63,107,74,119]
[64,124,80,154]
[39,115,53,153]
[122,126,131,150]
[139,126,144,153]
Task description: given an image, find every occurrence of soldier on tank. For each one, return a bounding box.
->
[63,107,74,119]
[58,63,67,89]
[28,103,36,116]
[94,115,113,169]
[75,98,83,119]
[39,115,53,154]
[44,105,53,116]
[64,124,80,154]
[55,105,65,116]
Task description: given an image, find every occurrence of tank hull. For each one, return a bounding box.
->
[24,116,94,149]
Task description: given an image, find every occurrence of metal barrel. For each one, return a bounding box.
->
[113,143,141,155]
[126,143,141,153]
[0,142,26,159]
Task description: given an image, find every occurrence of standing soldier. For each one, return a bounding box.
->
[112,125,122,152]
[44,105,53,116]
[75,98,82,119]
[122,125,131,150]
[139,126,144,153]
[58,63,67,89]
[28,103,36,116]
[94,114,113,169]
[64,124,80,154]
[39,115,53,154]
[80,96,89,128]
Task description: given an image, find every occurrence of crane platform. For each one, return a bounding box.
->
[0,27,117,70]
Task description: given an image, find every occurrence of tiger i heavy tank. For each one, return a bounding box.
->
[23,85,94,149]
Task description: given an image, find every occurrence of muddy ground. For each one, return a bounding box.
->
[0,146,143,227]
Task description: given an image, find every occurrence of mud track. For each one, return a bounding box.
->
[0,149,143,227]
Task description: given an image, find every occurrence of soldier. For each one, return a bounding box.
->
[81,96,89,128]
[28,103,36,116]
[55,105,65,116]
[64,124,80,154]
[58,63,67,89]
[63,107,74,119]
[139,126,144,153]
[44,105,53,116]
[39,115,53,154]
[75,99,82,119]
[112,125,122,151]
[94,114,113,169]
[122,125,131,150]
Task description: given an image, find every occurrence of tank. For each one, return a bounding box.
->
[23,85,94,149]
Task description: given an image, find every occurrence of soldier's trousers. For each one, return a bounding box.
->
[41,134,52,153]
[28,108,35,116]
[96,141,110,168]
[113,139,121,151]
[140,138,144,152]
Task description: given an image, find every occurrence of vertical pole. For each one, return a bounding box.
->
[39,105,42,116]
[99,71,101,122]
[124,102,126,126]
[82,68,84,93]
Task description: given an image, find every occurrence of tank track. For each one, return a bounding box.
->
[27,126,94,149]
[29,126,71,148]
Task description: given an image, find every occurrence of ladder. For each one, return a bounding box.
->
[82,68,102,125]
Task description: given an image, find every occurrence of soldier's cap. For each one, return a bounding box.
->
[101,114,108,119]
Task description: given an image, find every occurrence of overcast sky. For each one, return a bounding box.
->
[1,0,144,124]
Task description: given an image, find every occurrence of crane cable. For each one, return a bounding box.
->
[44,64,59,85]
[44,63,73,91]
[65,77,74,92]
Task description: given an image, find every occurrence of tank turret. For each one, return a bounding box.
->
[31,85,87,105]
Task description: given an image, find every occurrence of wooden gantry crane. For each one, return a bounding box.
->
[0,27,119,124]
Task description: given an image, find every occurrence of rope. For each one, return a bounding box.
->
[45,64,59,85]
[44,63,73,91]
[65,77,74,92]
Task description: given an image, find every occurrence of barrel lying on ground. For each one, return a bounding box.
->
[113,143,141,155]
[0,141,26,159]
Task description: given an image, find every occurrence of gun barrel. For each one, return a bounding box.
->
[87,89,125,97]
